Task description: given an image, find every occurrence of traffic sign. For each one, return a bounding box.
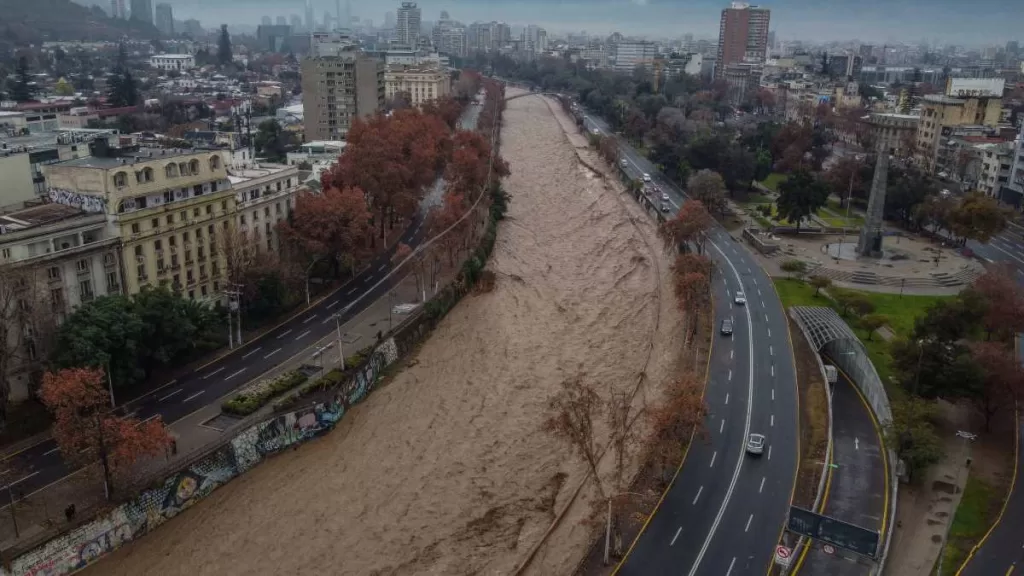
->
[823,544,836,555]
[787,506,880,558]
[775,545,793,567]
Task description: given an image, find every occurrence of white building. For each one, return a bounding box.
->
[150,53,196,72]
[396,2,421,47]
[614,40,658,72]
[228,163,300,254]
[384,65,451,106]
[286,140,346,166]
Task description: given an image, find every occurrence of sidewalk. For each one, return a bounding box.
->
[0,271,429,553]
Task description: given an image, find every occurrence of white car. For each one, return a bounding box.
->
[642,173,652,183]
[591,128,600,135]
[620,159,628,167]
[746,433,765,456]
[661,192,670,202]
[734,291,746,305]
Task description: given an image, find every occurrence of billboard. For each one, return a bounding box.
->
[787,506,880,558]
[945,78,1005,98]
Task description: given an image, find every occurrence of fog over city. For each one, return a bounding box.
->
[143,0,1020,44]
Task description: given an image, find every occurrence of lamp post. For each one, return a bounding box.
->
[332,312,349,369]
[304,257,322,306]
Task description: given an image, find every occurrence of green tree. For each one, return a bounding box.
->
[885,397,944,482]
[686,170,727,216]
[253,119,291,161]
[107,70,139,107]
[948,192,1009,243]
[780,259,807,279]
[860,314,888,341]
[776,168,829,230]
[51,295,146,389]
[10,56,34,102]
[217,24,233,65]
[132,285,222,375]
[809,275,832,295]
[54,77,74,96]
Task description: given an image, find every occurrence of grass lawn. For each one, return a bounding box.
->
[761,172,788,192]
[772,278,949,398]
[742,193,775,204]
[941,475,1002,573]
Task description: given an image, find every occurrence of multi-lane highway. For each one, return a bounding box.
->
[0,103,484,508]
[581,112,800,575]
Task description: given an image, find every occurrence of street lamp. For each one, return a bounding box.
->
[311,342,334,378]
[304,257,322,306]
[331,311,352,369]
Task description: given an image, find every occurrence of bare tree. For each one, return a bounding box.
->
[544,377,605,499]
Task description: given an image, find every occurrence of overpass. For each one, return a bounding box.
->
[502,91,564,102]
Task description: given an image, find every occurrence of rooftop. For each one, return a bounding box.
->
[57,147,200,169]
[923,94,971,105]
[0,203,89,232]
[152,54,194,60]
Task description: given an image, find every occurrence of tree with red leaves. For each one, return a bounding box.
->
[672,253,713,342]
[278,186,374,276]
[428,190,471,266]
[40,367,172,498]
[659,200,712,255]
[968,341,1024,431]
[971,264,1024,343]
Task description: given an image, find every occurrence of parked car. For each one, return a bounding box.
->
[721,319,733,335]
[746,433,765,455]
[734,291,747,305]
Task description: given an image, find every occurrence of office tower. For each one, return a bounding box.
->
[345,0,352,29]
[1007,41,1020,57]
[714,1,770,78]
[305,0,314,34]
[396,2,421,47]
[154,3,173,34]
[129,0,153,24]
[183,19,203,37]
[261,16,272,26]
[322,11,333,30]
[110,0,125,18]
[302,37,385,141]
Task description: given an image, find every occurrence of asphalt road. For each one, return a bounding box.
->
[0,103,484,508]
[581,112,799,576]
[795,363,887,575]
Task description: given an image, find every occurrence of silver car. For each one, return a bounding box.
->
[746,433,765,456]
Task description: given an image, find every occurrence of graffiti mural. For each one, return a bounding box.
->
[47,188,107,214]
[12,508,133,576]
[344,338,398,405]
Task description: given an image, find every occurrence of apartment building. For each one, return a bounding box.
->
[44,142,235,302]
[228,163,299,256]
[916,88,1004,172]
[715,2,771,79]
[384,65,451,106]
[867,112,919,157]
[0,203,123,401]
[301,42,385,141]
[614,40,658,73]
[150,54,196,72]
[396,2,421,47]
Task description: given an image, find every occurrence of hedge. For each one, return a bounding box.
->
[222,370,308,416]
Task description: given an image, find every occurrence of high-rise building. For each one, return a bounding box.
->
[432,11,467,57]
[714,2,770,78]
[275,16,287,26]
[290,15,303,31]
[129,0,152,24]
[302,36,385,141]
[154,3,174,35]
[304,0,314,34]
[522,25,547,53]
[110,0,126,18]
[915,78,1006,172]
[396,2,421,47]
[1007,41,1020,57]
[467,21,511,53]
[614,40,657,72]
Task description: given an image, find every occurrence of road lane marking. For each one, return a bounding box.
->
[768,445,773,460]
[264,348,281,359]
[770,345,774,356]
[768,328,771,337]
[720,419,725,433]
[303,315,316,324]
[772,389,775,400]
[158,389,182,402]
[855,437,860,450]
[728,369,732,381]
[277,329,293,339]
[225,368,246,380]
[11,471,39,485]
[771,414,775,427]
[379,264,388,272]
[347,287,357,296]
[140,414,158,424]
[759,477,766,493]
[771,365,775,377]
[710,451,717,467]
[44,447,59,456]
[745,514,753,532]
[296,330,311,340]
[761,300,765,307]
[202,367,224,379]
[726,557,737,576]
[730,349,734,359]
[693,486,703,505]
[765,313,769,322]
[725,393,730,405]
[183,391,205,402]
[757,288,762,296]
[327,300,341,309]
[689,239,757,576]
[241,347,262,359]
[671,526,682,546]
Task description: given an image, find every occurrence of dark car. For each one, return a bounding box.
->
[721,319,733,335]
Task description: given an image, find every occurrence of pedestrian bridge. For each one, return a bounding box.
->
[502,91,564,102]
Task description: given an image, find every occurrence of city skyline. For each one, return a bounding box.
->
[134,0,1022,46]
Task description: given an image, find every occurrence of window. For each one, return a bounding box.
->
[47,266,61,280]
[193,207,200,218]
[239,214,247,225]
[189,159,200,174]
[194,184,204,197]
[136,264,146,279]
[173,274,180,287]
[253,212,259,222]
[157,258,165,271]
[276,182,282,192]
[183,231,190,242]
[164,190,174,203]
[171,254,179,266]
[178,162,189,176]
[1,248,8,260]
[210,155,221,170]
[196,227,203,238]
[214,281,220,291]
[264,206,270,217]
[106,271,119,291]
[249,189,259,201]
[79,279,93,299]
[198,246,206,260]
[165,163,178,178]
[113,172,128,187]
[188,290,195,300]
[205,205,212,215]
[155,239,163,251]
[131,223,140,234]
[199,263,206,277]
[267,237,273,251]
[169,236,177,247]
[180,211,187,222]
[276,202,282,215]
[222,221,228,230]
[151,218,159,229]
[51,287,64,310]
[76,259,89,273]
[201,285,208,297]
[166,215,174,225]
[221,201,227,211]
[134,245,143,256]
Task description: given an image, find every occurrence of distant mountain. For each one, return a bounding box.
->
[0,0,160,44]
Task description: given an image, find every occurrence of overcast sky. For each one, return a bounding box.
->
[155,0,1020,46]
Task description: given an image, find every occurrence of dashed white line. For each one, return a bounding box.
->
[183,391,205,402]
[768,445,773,460]
[709,451,717,468]
[730,349,734,360]
[767,328,772,337]
[757,288,762,296]
[296,330,311,340]
[772,388,775,400]
[761,300,765,307]
[765,313,769,322]
[44,447,60,456]
[693,486,703,505]
[346,288,357,296]
[759,477,766,493]
[303,315,316,324]
[770,345,774,356]
[671,526,683,546]
[771,414,775,427]
[378,264,388,272]
[327,300,341,309]
[277,329,293,339]
[264,347,281,359]
[202,367,224,379]
[725,393,730,405]
[745,514,754,532]
[241,347,262,359]
[728,369,732,381]
[158,389,182,401]
[771,365,775,377]
[225,368,246,380]
[726,557,737,576]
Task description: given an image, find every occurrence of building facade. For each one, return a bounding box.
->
[0,204,123,402]
[916,93,1004,172]
[129,0,152,24]
[384,65,450,106]
[715,2,771,79]
[228,164,299,257]
[301,46,385,141]
[150,54,196,71]
[614,40,657,72]
[867,112,919,157]
[395,2,421,48]
[154,3,174,35]
[44,144,235,302]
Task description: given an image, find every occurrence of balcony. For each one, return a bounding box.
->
[171,264,181,271]
[157,268,168,276]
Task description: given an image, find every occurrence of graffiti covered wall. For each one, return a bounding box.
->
[8,337,400,576]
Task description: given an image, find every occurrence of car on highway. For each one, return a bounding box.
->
[660,201,670,213]
[591,128,600,135]
[620,158,628,167]
[642,173,652,182]
[720,319,733,335]
[734,291,746,305]
[661,192,670,202]
[746,433,765,455]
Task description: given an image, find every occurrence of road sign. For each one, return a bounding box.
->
[775,545,793,567]
[787,506,880,558]
[823,544,836,555]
